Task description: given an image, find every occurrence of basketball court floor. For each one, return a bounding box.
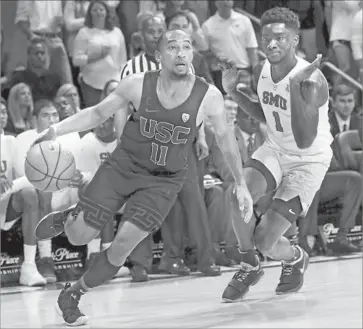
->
[1,256,362,328]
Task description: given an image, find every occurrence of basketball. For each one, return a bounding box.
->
[25,141,76,192]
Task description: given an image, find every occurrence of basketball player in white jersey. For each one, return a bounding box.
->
[218,7,333,302]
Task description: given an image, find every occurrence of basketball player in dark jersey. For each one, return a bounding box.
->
[33,30,253,326]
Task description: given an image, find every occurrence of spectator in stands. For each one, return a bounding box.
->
[73,1,127,107]
[138,1,166,21]
[54,94,77,122]
[15,0,73,85]
[166,11,214,83]
[325,0,361,83]
[329,84,361,137]
[184,0,210,25]
[202,0,258,93]
[9,38,62,103]
[64,0,90,94]
[55,84,81,113]
[5,83,34,136]
[351,3,363,82]
[11,100,59,285]
[164,0,208,51]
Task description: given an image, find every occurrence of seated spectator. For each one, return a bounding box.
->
[8,100,59,285]
[325,0,361,84]
[55,84,81,113]
[328,84,361,137]
[73,1,127,107]
[15,0,73,85]
[166,10,214,84]
[202,0,258,93]
[5,83,34,136]
[9,38,62,103]
[351,3,363,82]
[164,0,208,51]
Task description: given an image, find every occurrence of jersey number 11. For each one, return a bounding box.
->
[150,142,168,166]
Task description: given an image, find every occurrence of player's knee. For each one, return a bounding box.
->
[270,197,301,224]
[19,187,39,209]
[65,211,99,246]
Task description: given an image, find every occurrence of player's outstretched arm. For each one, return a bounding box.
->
[35,75,142,142]
[290,55,328,149]
[218,57,266,123]
[201,85,253,222]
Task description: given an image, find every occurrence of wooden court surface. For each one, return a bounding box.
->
[1,257,362,328]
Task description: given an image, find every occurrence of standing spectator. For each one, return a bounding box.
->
[351,4,363,82]
[328,84,361,137]
[9,38,62,103]
[64,0,90,94]
[73,1,127,107]
[184,0,210,25]
[55,84,82,113]
[325,0,361,83]
[15,0,73,85]
[202,0,258,93]
[104,0,121,28]
[5,83,34,135]
[166,11,214,83]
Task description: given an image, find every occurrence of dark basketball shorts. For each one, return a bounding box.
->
[75,149,185,233]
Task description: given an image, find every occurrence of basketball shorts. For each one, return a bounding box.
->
[246,142,332,216]
[76,149,185,233]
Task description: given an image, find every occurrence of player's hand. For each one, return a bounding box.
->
[0,175,13,195]
[69,170,84,188]
[33,126,57,145]
[218,57,245,93]
[289,54,322,84]
[234,183,253,223]
[195,137,209,160]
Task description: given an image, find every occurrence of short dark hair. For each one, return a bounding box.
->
[260,7,300,33]
[332,83,355,100]
[33,99,56,117]
[165,10,190,29]
[84,1,114,31]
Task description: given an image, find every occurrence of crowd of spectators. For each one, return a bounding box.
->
[0,0,362,287]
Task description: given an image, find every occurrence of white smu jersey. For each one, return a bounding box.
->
[257,57,333,155]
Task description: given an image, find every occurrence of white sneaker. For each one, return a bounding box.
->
[114,266,130,278]
[19,262,47,286]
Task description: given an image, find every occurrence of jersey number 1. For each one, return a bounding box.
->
[150,142,168,166]
[272,111,284,132]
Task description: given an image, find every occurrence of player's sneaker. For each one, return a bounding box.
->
[56,282,88,326]
[159,258,191,276]
[222,262,264,302]
[275,245,309,295]
[35,205,76,240]
[19,262,47,286]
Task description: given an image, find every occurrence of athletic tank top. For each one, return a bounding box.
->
[257,57,333,155]
[119,70,209,174]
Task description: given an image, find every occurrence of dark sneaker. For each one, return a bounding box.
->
[330,238,361,254]
[159,258,191,276]
[130,265,148,282]
[275,245,309,295]
[35,205,76,240]
[199,264,221,277]
[38,257,57,283]
[222,262,264,302]
[56,282,88,326]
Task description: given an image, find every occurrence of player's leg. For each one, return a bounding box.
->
[56,182,180,326]
[11,187,48,286]
[35,162,125,246]
[254,156,331,294]
[222,144,282,302]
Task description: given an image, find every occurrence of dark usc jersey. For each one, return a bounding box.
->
[118,71,209,174]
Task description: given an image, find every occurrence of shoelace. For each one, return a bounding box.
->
[281,263,293,277]
[234,266,251,282]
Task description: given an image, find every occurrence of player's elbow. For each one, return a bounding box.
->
[294,133,316,149]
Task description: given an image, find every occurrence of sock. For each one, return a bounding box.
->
[37,240,52,258]
[87,238,101,258]
[101,242,112,250]
[81,250,121,290]
[23,245,37,264]
[239,249,259,267]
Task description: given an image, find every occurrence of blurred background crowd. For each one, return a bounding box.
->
[0,0,362,287]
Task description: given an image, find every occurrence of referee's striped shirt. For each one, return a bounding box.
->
[120,53,161,79]
[120,52,195,79]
